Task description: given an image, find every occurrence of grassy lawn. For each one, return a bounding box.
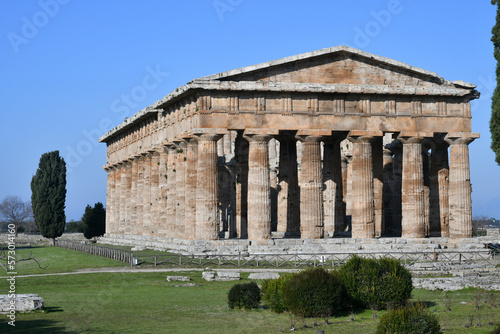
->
[3,246,128,275]
[0,247,499,333]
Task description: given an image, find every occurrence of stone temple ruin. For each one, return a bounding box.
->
[99,46,480,246]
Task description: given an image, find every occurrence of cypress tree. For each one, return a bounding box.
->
[30,151,67,245]
[491,0,500,164]
[83,202,106,240]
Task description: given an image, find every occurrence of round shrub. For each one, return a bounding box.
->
[228,282,261,310]
[375,303,441,334]
[261,274,293,313]
[337,255,413,310]
[283,267,345,318]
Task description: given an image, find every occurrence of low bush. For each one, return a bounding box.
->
[227,282,261,310]
[491,323,500,334]
[337,255,413,310]
[375,303,441,334]
[283,267,345,318]
[261,274,293,313]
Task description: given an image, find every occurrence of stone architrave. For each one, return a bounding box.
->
[195,133,223,240]
[398,132,432,238]
[244,132,274,240]
[445,133,479,238]
[184,138,198,240]
[277,134,299,236]
[297,133,325,239]
[347,131,381,239]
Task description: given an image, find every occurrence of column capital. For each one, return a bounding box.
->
[193,133,223,142]
[243,133,272,143]
[445,132,480,146]
[347,130,383,143]
[295,134,323,143]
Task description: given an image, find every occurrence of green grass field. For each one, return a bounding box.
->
[1,247,499,333]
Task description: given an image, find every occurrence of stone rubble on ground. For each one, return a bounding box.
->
[0,294,44,314]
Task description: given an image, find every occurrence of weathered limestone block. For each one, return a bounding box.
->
[248,272,280,280]
[0,294,44,314]
[202,271,216,281]
[216,271,240,281]
[166,276,191,282]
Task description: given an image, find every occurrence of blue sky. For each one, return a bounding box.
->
[0,1,498,221]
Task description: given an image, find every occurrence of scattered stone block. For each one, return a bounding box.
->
[166,276,190,282]
[248,272,280,280]
[216,271,240,281]
[0,294,44,314]
[202,271,216,281]
[174,283,200,287]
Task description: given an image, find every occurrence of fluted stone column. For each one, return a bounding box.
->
[118,162,128,234]
[235,131,249,238]
[165,145,177,237]
[136,156,144,234]
[429,141,449,237]
[348,131,381,238]
[277,135,299,236]
[398,133,430,238]
[184,138,198,240]
[269,138,279,231]
[174,142,187,239]
[445,133,479,238]
[195,134,223,240]
[150,151,161,235]
[157,148,169,236]
[129,157,139,235]
[298,136,324,239]
[142,153,152,235]
[382,145,395,236]
[104,167,114,234]
[244,133,272,240]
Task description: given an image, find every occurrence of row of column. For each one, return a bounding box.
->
[105,130,476,240]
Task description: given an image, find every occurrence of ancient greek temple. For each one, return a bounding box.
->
[99,46,479,242]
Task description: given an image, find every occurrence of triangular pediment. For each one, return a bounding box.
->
[196,46,474,90]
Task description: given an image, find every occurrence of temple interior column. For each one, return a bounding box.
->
[398,132,429,238]
[298,135,324,239]
[244,133,272,240]
[348,131,380,238]
[429,140,449,237]
[323,137,344,237]
[445,133,478,238]
[184,138,198,239]
[277,134,299,236]
[235,131,249,238]
[269,138,279,231]
[386,139,402,236]
[382,142,395,236]
[195,133,223,240]
[372,137,384,237]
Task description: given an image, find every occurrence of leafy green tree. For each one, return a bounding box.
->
[491,0,500,164]
[83,202,106,240]
[31,151,67,245]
